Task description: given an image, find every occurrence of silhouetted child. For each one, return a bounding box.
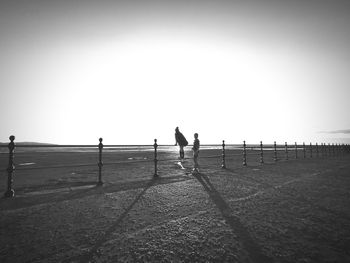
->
[192,133,200,174]
[175,127,188,162]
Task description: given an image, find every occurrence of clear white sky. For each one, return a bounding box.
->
[1,0,350,145]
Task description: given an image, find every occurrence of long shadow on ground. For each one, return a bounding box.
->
[66,177,159,263]
[194,172,273,263]
[0,174,193,211]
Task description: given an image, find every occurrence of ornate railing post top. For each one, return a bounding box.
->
[98,138,103,151]
[8,135,15,151]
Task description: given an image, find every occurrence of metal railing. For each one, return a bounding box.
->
[1,135,349,198]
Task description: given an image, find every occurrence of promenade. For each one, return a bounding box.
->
[1,155,350,262]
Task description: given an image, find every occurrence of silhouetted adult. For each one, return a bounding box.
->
[175,127,188,162]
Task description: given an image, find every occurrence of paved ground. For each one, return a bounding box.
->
[1,155,350,263]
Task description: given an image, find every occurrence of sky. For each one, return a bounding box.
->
[1,0,350,145]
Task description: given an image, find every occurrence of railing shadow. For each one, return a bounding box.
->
[193,172,272,263]
[74,176,159,263]
[0,174,193,211]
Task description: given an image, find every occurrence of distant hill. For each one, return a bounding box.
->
[0,142,57,146]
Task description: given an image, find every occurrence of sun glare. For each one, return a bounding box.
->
[21,35,304,144]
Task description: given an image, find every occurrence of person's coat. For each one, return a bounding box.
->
[175,132,188,147]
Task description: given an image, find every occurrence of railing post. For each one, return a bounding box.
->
[323,143,326,157]
[274,141,277,162]
[260,141,264,164]
[243,140,247,166]
[310,143,313,158]
[4,135,16,198]
[221,140,226,169]
[332,143,335,156]
[154,139,158,177]
[316,143,319,157]
[285,142,288,160]
[303,142,306,158]
[295,142,298,159]
[328,143,331,156]
[97,138,103,186]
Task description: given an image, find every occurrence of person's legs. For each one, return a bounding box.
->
[193,151,199,172]
[180,145,184,160]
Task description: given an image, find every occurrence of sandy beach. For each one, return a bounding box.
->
[1,147,350,262]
